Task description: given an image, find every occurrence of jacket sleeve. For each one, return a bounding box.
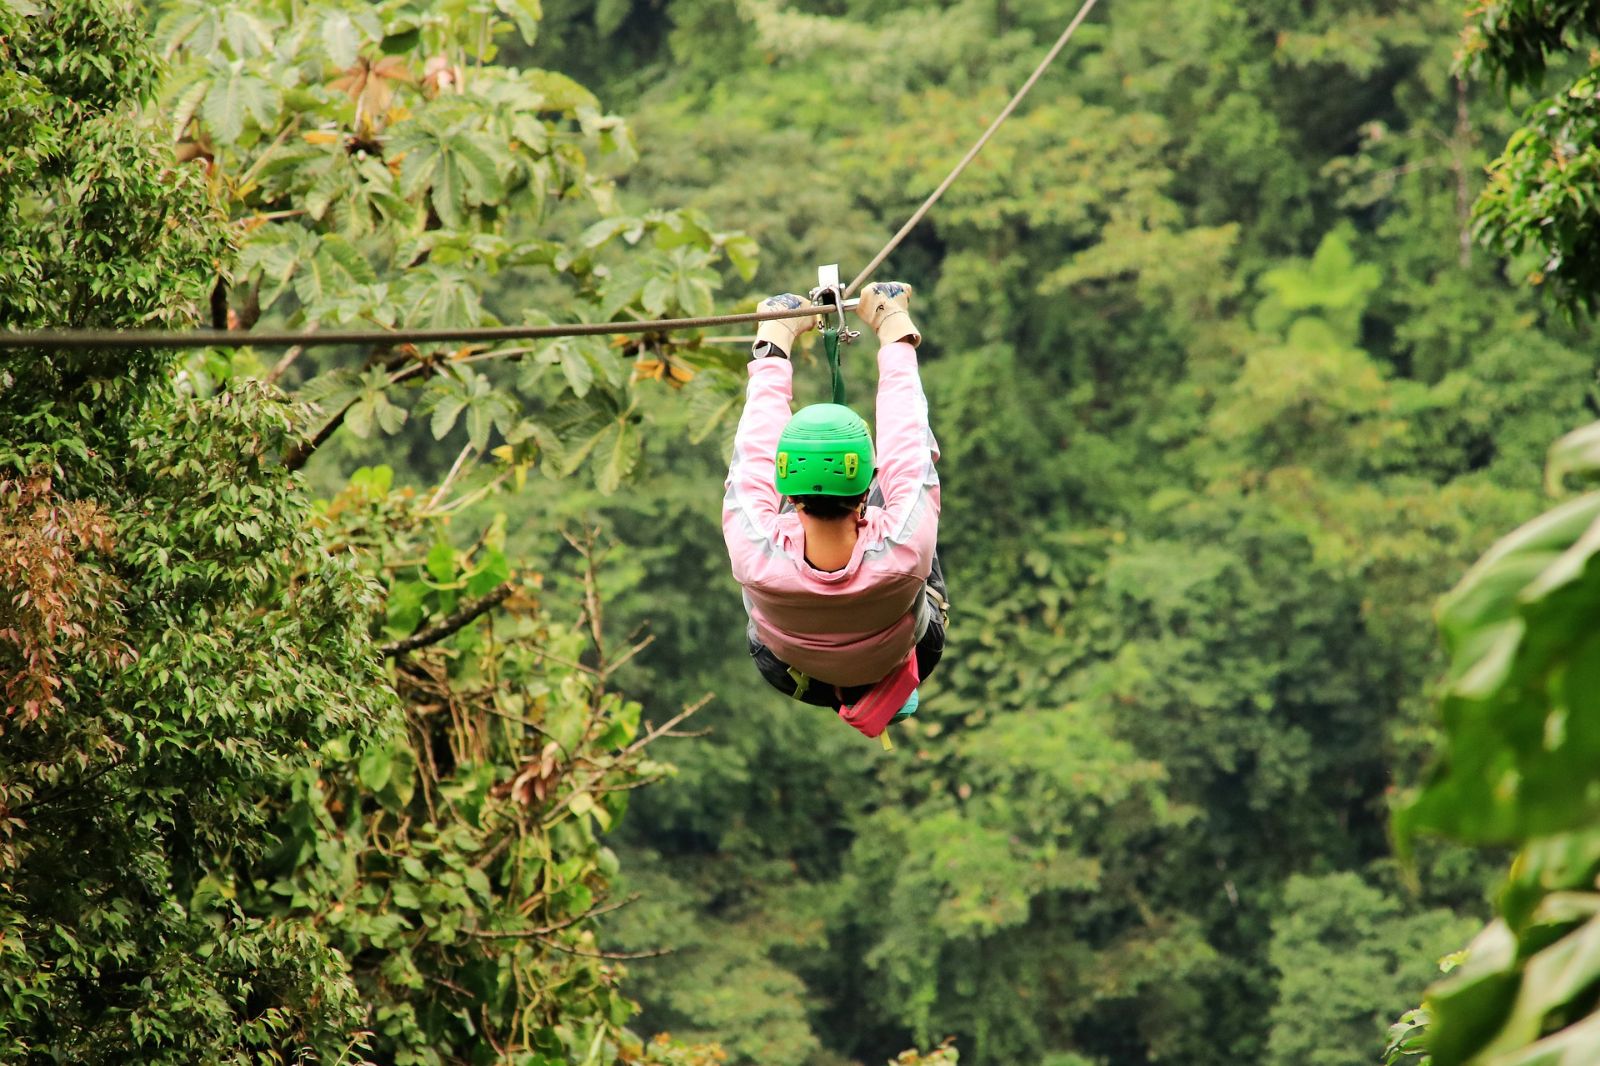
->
[872,341,941,543]
[722,357,794,581]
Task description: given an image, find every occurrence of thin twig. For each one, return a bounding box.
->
[479,701,560,742]
[426,469,511,515]
[426,443,475,511]
[427,973,472,998]
[379,581,514,657]
[563,529,608,665]
[625,694,713,756]
[265,342,307,385]
[599,633,655,680]
[265,321,319,385]
[233,117,303,191]
[462,894,641,939]
[529,647,601,677]
[457,344,543,366]
[534,937,673,961]
[13,757,126,817]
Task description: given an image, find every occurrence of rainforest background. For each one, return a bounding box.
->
[5,0,1600,1064]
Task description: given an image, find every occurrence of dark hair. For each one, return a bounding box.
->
[791,492,868,520]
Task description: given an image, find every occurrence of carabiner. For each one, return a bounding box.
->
[810,263,861,344]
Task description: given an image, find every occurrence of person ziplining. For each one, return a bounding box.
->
[0,0,1101,744]
[722,281,948,742]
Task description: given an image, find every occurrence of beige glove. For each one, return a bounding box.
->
[752,293,817,358]
[854,282,920,347]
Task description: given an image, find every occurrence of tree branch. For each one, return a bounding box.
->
[600,633,655,681]
[12,757,125,817]
[425,443,475,511]
[210,277,228,330]
[625,694,713,755]
[266,321,319,386]
[283,352,429,471]
[379,581,514,657]
[533,937,672,961]
[462,894,641,940]
[265,343,307,386]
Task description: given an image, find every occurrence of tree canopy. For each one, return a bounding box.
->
[7,1,1600,1065]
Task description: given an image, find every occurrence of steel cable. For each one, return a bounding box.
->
[0,303,836,351]
[842,0,1102,298]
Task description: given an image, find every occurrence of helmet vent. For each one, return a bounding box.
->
[773,403,874,498]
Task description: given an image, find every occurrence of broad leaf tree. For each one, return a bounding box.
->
[154,0,757,491]
[1467,1,1600,311]
[0,3,392,1058]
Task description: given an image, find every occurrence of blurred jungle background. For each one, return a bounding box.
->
[8,0,1600,1064]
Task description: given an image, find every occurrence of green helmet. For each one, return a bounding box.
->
[775,404,874,497]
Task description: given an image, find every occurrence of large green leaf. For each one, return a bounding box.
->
[238,225,316,313]
[1484,1011,1600,1066]
[1476,913,1600,1059]
[594,418,640,495]
[466,549,510,597]
[594,0,628,37]
[399,266,484,329]
[219,5,274,57]
[495,0,542,44]
[199,58,280,142]
[320,9,365,68]
[429,390,468,441]
[1426,921,1520,1066]
[344,367,407,439]
[448,132,509,207]
[1546,423,1600,493]
[294,232,377,310]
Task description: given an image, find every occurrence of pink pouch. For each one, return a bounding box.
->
[838,653,920,739]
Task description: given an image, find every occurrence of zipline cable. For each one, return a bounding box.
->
[0,0,1101,353]
[843,0,1103,298]
[0,304,836,352]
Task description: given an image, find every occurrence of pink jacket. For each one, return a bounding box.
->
[722,342,940,687]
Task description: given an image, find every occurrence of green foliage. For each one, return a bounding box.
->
[1,387,392,1064]
[1,2,735,1062]
[0,7,393,1058]
[15,1,1600,1065]
[1473,71,1600,312]
[1465,0,1600,310]
[241,473,720,1063]
[0,0,221,338]
[1401,487,1600,843]
[153,0,756,491]
[1460,0,1600,89]
[549,3,1591,1065]
[1267,873,1478,1066]
[1391,423,1600,1065]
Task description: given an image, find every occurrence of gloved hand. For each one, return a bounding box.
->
[853,281,920,347]
[752,293,817,359]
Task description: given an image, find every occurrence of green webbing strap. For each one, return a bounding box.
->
[823,327,846,405]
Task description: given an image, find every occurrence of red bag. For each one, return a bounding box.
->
[837,653,919,739]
